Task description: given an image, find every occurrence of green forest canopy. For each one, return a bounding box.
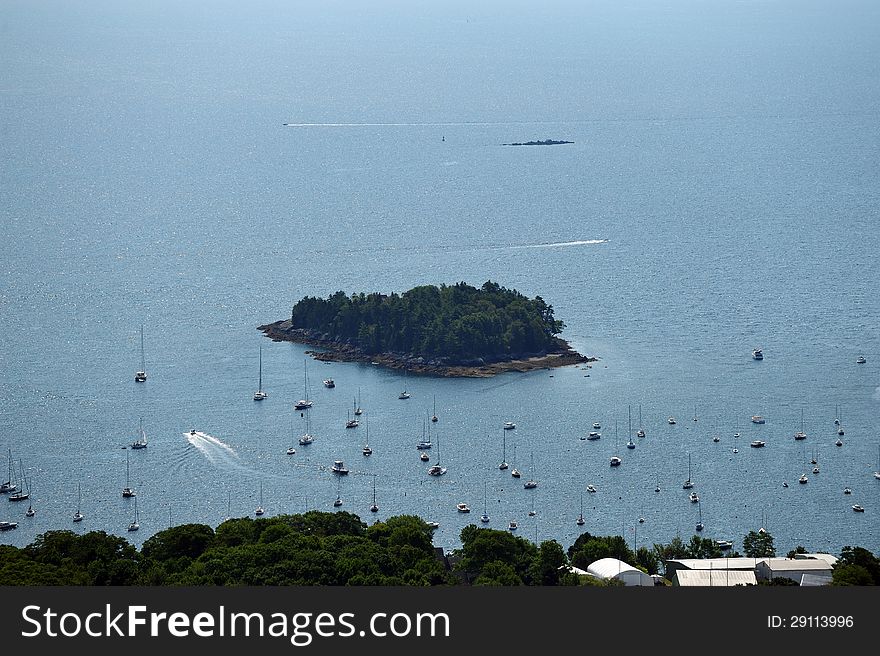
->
[289,281,568,363]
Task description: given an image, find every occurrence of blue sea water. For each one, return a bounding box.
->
[1,0,878,557]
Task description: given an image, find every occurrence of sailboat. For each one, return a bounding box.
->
[345,409,359,429]
[398,370,410,399]
[122,451,136,497]
[298,410,315,445]
[426,425,447,476]
[682,453,694,489]
[72,483,84,522]
[0,448,16,494]
[130,417,147,449]
[609,420,622,466]
[8,460,29,502]
[636,405,646,438]
[333,476,343,507]
[874,445,880,480]
[431,395,438,423]
[362,413,372,456]
[523,451,538,489]
[511,442,521,478]
[576,492,585,526]
[480,482,490,523]
[626,405,635,449]
[134,324,147,382]
[127,496,140,532]
[696,500,704,532]
[794,408,806,440]
[354,388,363,416]
[417,419,432,450]
[294,361,313,410]
[499,429,509,470]
[253,344,268,400]
[255,482,265,516]
[369,475,379,512]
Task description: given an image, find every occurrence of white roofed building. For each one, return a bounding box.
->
[586,558,654,586]
[674,570,757,586]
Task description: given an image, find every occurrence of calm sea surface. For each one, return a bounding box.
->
[1,0,878,556]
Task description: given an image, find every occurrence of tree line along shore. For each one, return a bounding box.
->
[1,512,876,586]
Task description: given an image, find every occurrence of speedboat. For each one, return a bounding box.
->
[330,460,349,475]
[456,502,470,513]
[689,492,699,503]
[782,482,788,488]
[750,440,766,448]
[592,422,601,430]
[751,415,765,424]
[852,504,865,512]
[587,431,601,440]
[426,521,439,529]
[586,484,597,493]
[398,391,411,400]
[503,422,516,430]
[856,356,866,364]
[323,379,335,388]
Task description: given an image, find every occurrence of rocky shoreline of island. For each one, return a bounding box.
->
[258,320,595,377]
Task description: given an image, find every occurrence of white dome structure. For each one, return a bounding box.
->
[586,558,654,586]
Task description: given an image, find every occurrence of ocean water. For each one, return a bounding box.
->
[1,0,878,557]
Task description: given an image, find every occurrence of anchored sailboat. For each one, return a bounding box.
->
[255,482,265,516]
[369,475,379,512]
[127,496,140,532]
[1,448,16,494]
[73,483,84,523]
[130,417,148,449]
[294,361,313,410]
[134,324,147,382]
[253,344,268,400]
[480,482,490,523]
[122,451,136,497]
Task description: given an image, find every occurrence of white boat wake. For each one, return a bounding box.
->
[185,430,239,466]
[505,239,609,250]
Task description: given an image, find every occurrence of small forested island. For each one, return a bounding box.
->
[259,281,592,377]
[502,139,573,146]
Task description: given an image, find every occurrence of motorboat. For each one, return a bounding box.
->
[398,390,411,400]
[511,468,521,478]
[427,464,447,476]
[456,502,471,513]
[636,428,646,438]
[298,433,314,446]
[330,460,349,475]
[592,422,601,430]
[523,479,537,489]
[852,504,865,512]
[812,465,820,474]
[323,378,335,388]
[751,415,765,424]
[362,445,372,456]
[667,417,676,425]
[587,431,601,440]
[586,484,597,493]
[712,435,720,443]
[294,399,313,410]
[0,521,18,531]
[799,474,808,484]
[843,487,851,495]
[752,348,763,360]
[750,440,766,448]
[420,452,430,461]
[507,520,518,531]
[856,356,866,364]
[689,492,699,503]
[609,456,622,467]
[783,482,789,488]
[715,540,733,550]
[503,422,516,430]
[286,447,296,455]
